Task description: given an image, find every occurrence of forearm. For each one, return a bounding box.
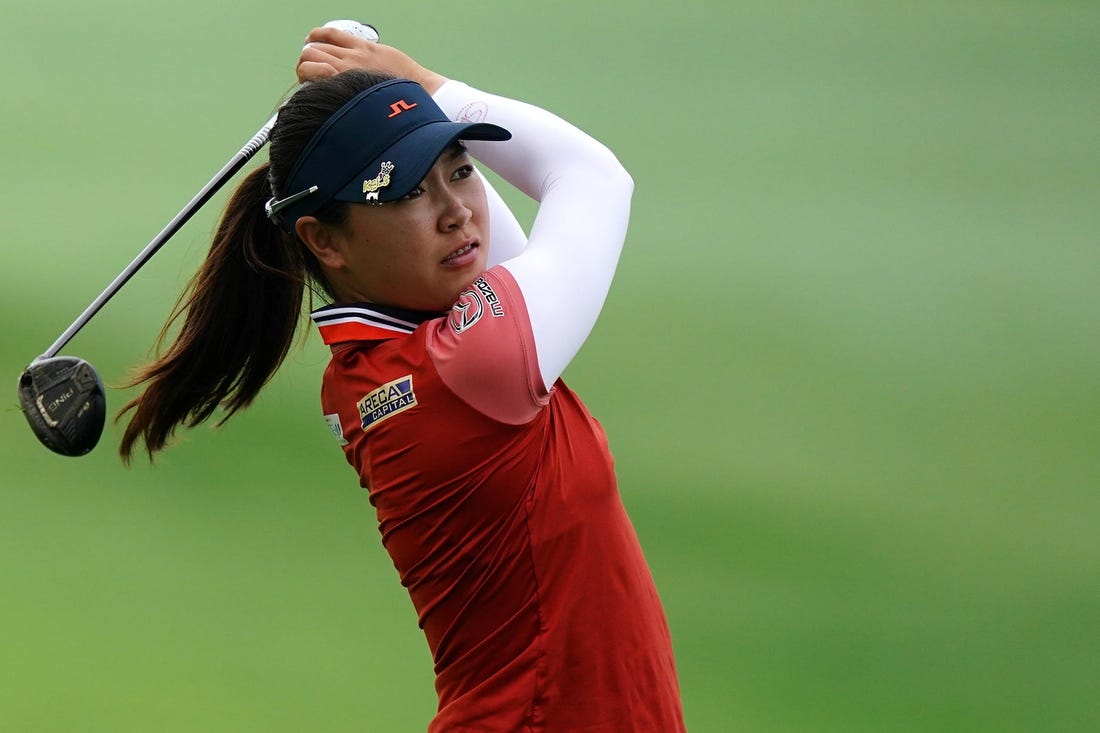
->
[433,81,632,203]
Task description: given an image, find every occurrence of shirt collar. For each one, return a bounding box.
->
[311,302,445,345]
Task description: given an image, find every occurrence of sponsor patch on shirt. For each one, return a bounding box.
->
[358,375,418,431]
[323,413,348,446]
[449,277,505,334]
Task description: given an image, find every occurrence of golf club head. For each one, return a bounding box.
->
[18,356,106,457]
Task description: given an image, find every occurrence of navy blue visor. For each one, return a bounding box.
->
[266,78,510,232]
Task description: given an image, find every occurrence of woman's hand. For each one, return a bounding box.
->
[297,27,448,94]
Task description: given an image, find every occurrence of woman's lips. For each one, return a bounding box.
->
[441,241,480,267]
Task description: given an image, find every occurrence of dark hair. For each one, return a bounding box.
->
[118,70,397,462]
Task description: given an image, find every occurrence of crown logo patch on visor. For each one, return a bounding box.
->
[362,161,395,201]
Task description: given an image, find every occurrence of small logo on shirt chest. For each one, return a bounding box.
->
[358,375,418,431]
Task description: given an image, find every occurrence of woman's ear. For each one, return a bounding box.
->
[295,216,347,270]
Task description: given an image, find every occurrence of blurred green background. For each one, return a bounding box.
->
[2,1,1098,731]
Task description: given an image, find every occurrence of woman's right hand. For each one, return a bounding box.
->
[297,27,448,94]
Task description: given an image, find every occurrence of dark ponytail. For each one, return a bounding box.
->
[119,70,397,461]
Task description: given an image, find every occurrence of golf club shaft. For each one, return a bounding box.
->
[40,112,279,360]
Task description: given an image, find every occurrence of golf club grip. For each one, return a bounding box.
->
[40,112,279,360]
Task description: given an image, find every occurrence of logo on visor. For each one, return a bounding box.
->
[388,100,418,118]
[362,161,395,202]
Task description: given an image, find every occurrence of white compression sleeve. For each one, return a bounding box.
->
[434,88,529,266]
[433,80,634,391]
[478,168,528,266]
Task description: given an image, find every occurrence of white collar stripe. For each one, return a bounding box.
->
[317,315,412,333]
[311,307,419,331]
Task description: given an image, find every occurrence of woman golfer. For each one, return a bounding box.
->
[120,26,685,732]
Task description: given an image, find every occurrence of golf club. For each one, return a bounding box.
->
[17,20,378,457]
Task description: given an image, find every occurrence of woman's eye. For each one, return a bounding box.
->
[452,165,475,181]
[400,187,424,201]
